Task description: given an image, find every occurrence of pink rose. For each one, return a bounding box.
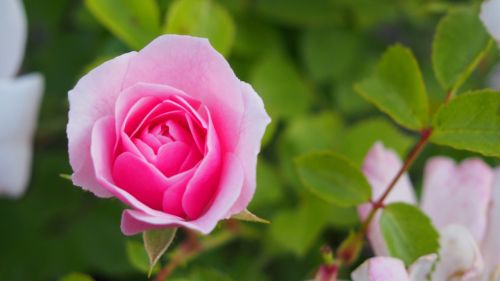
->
[67,35,270,235]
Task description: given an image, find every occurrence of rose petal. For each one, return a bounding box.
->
[359,142,417,256]
[122,35,244,152]
[91,116,167,218]
[431,224,483,281]
[351,257,410,281]
[182,108,222,219]
[408,254,438,281]
[0,0,26,78]
[132,138,155,162]
[481,168,500,279]
[480,0,500,43]
[114,82,196,134]
[120,153,244,235]
[112,152,171,210]
[68,52,135,197]
[421,157,493,242]
[156,141,191,177]
[0,74,43,197]
[227,82,271,216]
[121,96,161,136]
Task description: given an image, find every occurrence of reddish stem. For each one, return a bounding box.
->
[359,128,432,236]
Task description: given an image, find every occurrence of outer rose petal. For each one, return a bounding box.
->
[359,142,417,256]
[121,35,245,152]
[91,116,168,217]
[120,153,244,235]
[480,0,500,43]
[351,257,410,281]
[481,168,500,280]
[421,157,493,242]
[0,0,26,78]
[431,225,484,281]
[0,74,43,197]
[227,82,271,216]
[68,52,135,197]
[408,254,438,281]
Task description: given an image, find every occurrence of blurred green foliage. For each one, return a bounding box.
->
[1,0,498,280]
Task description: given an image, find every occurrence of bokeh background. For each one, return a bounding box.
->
[1,0,499,280]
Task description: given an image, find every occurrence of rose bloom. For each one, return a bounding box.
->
[67,35,270,235]
[354,142,500,281]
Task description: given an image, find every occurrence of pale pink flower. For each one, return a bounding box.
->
[358,142,500,281]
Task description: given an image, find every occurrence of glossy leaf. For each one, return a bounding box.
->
[431,90,500,157]
[295,152,371,206]
[380,203,440,265]
[355,45,429,131]
[300,28,362,82]
[432,7,492,92]
[255,0,339,26]
[340,118,414,166]
[250,52,313,119]
[269,198,334,256]
[164,0,235,56]
[85,0,160,49]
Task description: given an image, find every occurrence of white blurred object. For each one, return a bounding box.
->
[481,0,500,43]
[0,0,27,78]
[0,0,44,197]
[487,63,500,90]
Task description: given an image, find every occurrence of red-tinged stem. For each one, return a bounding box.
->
[335,128,433,267]
[359,127,433,236]
[154,226,237,281]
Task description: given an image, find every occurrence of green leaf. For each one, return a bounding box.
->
[355,44,429,131]
[126,240,159,274]
[277,112,343,187]
[432,7,492,92]
[430,90,500,157]
[340,118,415,167]
[300,28,363,82]
[60,273,94,281]
[250,52,313,119]
[143,228,177,276]
[295,152,371,206]
[231,209,270,224]
[85,0,160,50]
[269,198,332,256]
[164,0,235,56]
[380,203,440,265]
[255,0,340,26]
[249,159,283,209]
[232,19,282,59]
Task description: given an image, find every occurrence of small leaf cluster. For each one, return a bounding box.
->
[295,4,499,267]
